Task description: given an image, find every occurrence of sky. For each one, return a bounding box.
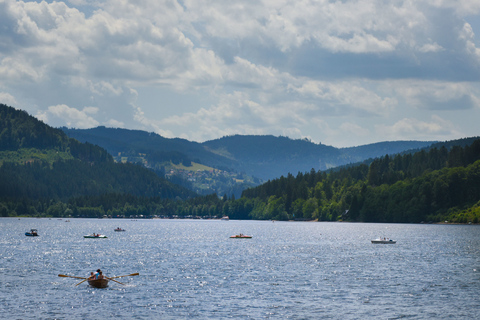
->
[1,0,480,147]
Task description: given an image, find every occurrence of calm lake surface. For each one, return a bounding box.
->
[1,218,479,319]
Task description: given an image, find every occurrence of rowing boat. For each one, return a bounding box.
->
[88,278,109,288]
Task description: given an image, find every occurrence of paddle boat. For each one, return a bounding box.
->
[25,229,38,236]
[84,233,107,238]
[371,238,396,244]
[114,227,126,232]
[230,233,252,239]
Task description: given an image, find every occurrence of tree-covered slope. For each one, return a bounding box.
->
[63,127,437,181]
[0,104,195,203]
[238,138,480,223]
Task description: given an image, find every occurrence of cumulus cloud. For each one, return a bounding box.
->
[37,104,99,128]
[376,116,462,141]
[0,92,17,106]
[391,80,479,110]
[1,0,480,147]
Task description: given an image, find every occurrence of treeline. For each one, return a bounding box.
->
[0,160,195,201]
[239,139,480,223]
[4,139,480,224]
[2,104,480,223]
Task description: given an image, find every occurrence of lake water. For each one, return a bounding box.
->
[1,218,479,319]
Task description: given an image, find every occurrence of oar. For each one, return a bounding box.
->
[75,278,89,286]
[106,277,125,285]
[58,274,87,280]
[109,273,139,279]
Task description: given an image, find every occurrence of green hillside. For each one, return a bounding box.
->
[0,103,195,217]
[238,139,480,223]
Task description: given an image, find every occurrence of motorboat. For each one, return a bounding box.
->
[371,238,396,244]
[25,229,39,236]
[221,216,229,220]
[114,227,126,232]
[230,234,252,239]
[84,234,107,238]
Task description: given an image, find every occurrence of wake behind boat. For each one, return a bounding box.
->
[84,233,107,238]
[371,238,396,244]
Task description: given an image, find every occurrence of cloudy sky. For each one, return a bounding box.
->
[1,0,480,147]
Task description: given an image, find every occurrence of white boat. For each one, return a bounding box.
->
[371,238,396,244]
[84,234,107,238]
[221,216,229,220]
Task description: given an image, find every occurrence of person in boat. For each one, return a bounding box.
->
[88,272,95,280]
[97,271,105,279]
[94,269,101,279]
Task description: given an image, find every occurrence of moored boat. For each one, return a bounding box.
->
[25,229,38,236]
[230,234,252,239]
[84,234,107,238]
[221,216,229,220]
[371,238,396,244]
[88,278,109,288]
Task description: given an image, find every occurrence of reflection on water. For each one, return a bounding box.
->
[1,218,479,319]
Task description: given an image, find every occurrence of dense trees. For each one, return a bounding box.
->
[1,103,480,223]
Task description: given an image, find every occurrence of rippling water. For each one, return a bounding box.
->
[1,218,479,319]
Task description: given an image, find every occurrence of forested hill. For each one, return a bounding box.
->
[238,138,480,223]
[203,135,341,179]
[0,104,195,211]
[63,127,435,181]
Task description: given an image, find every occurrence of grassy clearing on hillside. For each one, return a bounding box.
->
[0,148,73,165]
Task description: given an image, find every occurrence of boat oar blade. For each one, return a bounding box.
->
[75,279,88,286]
[106,277,125,285]
[110,273,139,279]
[58,274,87,280]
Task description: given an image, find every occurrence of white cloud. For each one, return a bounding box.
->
[41,104,100,128]
[0,92,18,106]
[1,0,480,147]
[390,80,479,110]
[376,115,461,141]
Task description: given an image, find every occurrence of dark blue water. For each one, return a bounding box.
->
[1,218,479,319]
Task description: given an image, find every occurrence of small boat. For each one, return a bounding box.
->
[114,227,126,232]
[230,234,252,239]
[88,278,109,288]
[84,234,107,238]
[371,238,396,244]
[25,229,39,236]
[221,216,229,221]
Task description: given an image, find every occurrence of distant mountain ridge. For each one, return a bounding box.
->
[62,127,437,181]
